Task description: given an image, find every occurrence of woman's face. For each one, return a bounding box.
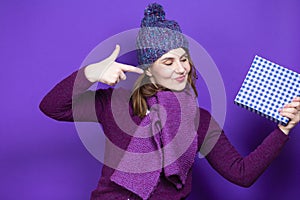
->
[147,48,191,91]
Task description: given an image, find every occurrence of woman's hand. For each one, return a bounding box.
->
[84,44,144,85]
[278,97,300,135]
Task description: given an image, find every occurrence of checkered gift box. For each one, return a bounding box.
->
[234,55,300,126]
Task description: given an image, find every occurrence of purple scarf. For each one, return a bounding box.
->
[110,89,199,200]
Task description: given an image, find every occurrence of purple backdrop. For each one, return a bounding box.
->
[1,0,299,199]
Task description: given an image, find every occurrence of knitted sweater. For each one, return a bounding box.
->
[39,68,289,200]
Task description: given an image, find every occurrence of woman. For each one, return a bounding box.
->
[40,3,300,200]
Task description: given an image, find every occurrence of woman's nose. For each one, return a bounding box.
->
[174,61,186,74]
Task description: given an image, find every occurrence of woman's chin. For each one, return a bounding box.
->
[158,81,188,92]
[167,84,187,92]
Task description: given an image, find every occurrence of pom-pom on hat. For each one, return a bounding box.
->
[136,3,189,69]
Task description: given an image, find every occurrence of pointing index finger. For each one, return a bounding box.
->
[120,63,144,74]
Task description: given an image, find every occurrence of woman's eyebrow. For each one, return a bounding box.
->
[180,53,188,58]
[160,57,174,62]
[160,53,188,62]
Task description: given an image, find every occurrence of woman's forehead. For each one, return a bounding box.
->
[160,48,186,60]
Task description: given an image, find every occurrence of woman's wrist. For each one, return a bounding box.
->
[278,125,290,135]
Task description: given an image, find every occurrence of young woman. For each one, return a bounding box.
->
[40,3,300,200]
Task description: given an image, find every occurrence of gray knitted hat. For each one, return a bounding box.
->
[136,3,189,69]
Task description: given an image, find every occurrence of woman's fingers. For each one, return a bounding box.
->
[292,96,300,101]
[279,99,300,116]
[279,110,297,120]
[119,70,127,80]
[278,97,300,132]
[292,97,300,110]
[108,44,121,61]
[283,100,300,109]
[108,62,144,84]
[85,44,144,85]
[106,45,144,76]
[280,97,300,111]
[119,63,144,74]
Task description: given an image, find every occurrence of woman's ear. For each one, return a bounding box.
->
[145,68,153,77]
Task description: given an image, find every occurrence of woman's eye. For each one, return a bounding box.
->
[164,62,173,66]
[181,58,188,62]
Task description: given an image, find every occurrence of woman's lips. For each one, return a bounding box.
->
[174,75,186,82]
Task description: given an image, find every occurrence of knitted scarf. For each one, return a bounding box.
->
[110,89,199,200]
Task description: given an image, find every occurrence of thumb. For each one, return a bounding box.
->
[107,44,120,61]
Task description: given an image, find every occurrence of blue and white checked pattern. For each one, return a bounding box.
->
[234,55,300,126]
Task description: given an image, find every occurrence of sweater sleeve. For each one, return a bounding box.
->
[39,68,112,123]
[198,109,289,187]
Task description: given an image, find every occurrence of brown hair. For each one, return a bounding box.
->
[131,49,198,118]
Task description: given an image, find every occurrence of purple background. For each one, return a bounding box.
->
[1,0,299,199]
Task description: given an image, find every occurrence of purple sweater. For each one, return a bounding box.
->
[39,69,289,200]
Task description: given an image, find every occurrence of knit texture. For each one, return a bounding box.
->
[136,3,189,68]
[110,89,198,200]
[39,68,290,200]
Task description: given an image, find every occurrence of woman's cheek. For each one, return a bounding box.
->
[158,68,174,78]
[185,63,191,73]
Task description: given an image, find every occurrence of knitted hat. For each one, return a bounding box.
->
[136,3,189,69]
